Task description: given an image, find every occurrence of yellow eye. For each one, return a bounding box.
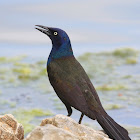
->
[54,32,58,35]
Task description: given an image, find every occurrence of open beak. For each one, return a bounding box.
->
[35,25,51,36]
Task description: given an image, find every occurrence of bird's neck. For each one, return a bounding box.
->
[47,43,74,65]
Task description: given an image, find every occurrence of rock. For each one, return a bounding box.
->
[25,114,111,140]
[0,114,24,140]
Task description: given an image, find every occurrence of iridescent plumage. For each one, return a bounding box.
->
[36,25,131,140]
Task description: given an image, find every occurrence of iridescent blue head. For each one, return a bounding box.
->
[35,25,73,65]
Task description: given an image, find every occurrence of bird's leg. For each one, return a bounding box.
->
[67,112,72,117]
[66,105,72,117]
[78,113,84,124]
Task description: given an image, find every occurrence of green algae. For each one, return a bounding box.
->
[0,57,7,62]
[36,60,46,65]
[12,64,43,81]
[0,75,5,80]
[19,108,53,116]
[0,56,27,63]
[122,75,132,79]
[78,52,93,61]
[78,48,139,75]
[53,102,64,110]
[0,68,8,74]
[112,48,138,58]
[126,58,137,64]
[18,74,39,81]
[10,102,16,108]
[96,84,127,91]
[55,106,64,110]
[37,81,54,93]
[0,100,16,108]
[13,108,54,134]
[3,58,46,84]
[117,96,128,101]
[49,97,59,102]
[39,68,47,76]
[104,104,124,110]
[13,67,32,75]
[14,62,29,67]
[8,77,17,83]
[9,55,27,61]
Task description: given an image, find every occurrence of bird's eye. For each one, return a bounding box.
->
[64,37,66,40]
[54,32,58,36]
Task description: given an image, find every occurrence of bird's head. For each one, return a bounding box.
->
[35,25,71,48]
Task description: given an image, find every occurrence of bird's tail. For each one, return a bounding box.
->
[96,113,131,140]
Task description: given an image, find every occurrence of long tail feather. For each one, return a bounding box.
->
[96,113,131,140]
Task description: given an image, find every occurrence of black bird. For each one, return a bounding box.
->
[35,25,131,140]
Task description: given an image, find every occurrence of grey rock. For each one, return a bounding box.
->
[0,114,24,140]
[25,114,111,140]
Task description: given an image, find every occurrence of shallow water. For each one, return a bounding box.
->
[0,45,140,139]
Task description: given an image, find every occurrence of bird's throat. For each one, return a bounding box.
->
[47,43,73,65]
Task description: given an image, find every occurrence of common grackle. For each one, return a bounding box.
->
[35,25,131,140]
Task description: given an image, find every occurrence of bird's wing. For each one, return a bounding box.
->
[48,67,89,114]
[47,58,104,117]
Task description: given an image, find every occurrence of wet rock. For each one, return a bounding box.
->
[0,114,24,140]
[25,114,111,140]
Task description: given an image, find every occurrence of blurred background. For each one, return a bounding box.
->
[0,0,140,139]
